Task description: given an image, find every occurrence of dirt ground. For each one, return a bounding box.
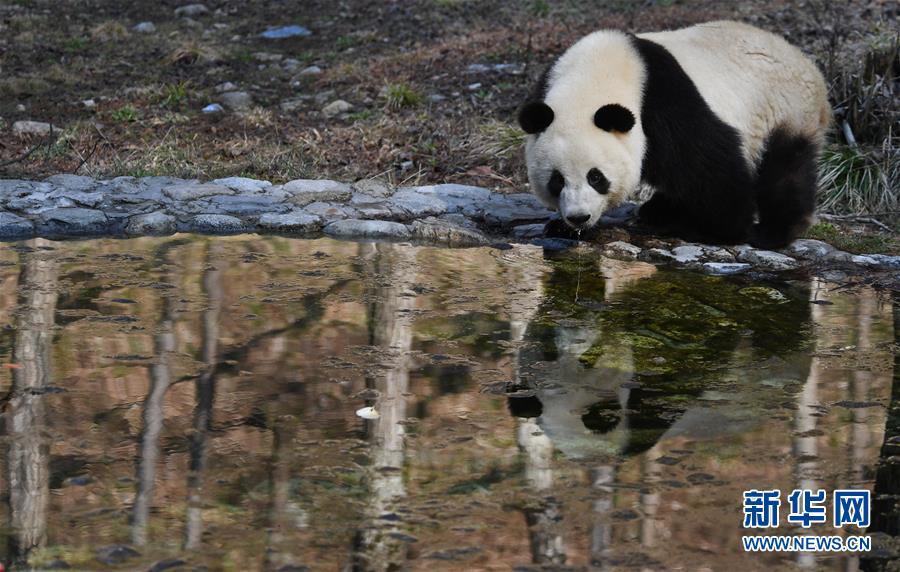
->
[0,0,897,254]
[0,0,892,184]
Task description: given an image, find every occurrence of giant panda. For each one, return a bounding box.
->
[518,21,831,249]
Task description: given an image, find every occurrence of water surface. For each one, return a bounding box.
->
[0,236,894,571]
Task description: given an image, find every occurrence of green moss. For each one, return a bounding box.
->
[804,221,897,254]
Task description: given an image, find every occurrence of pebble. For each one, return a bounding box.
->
[132,21,156,33]
[219,91,253,111]
[13,120,56,137]
[174,4,208,17]
[260,25,312,39]
[202,103,224,114]
[322,99,353,118]
[215,81,238,93]
[298,65,322,76]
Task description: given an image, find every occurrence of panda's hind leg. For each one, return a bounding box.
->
[749,127,818,250]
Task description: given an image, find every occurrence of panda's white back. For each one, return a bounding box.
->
[638,21,830,166]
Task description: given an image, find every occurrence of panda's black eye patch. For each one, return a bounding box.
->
[547,170,564,197]
[587,168,609,194]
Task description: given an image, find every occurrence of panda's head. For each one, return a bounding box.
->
[519,100,642,230]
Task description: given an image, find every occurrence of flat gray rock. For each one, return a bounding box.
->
[211,177,272,193]
[302,201,354,220]
[639,248,676,263]
[322,99,353,118]
[701,262,752,276]
[282,179,353,206]
[190,214,247,233]
[46,174,97,192]
[0,212,35,237]
[163,183,233,201]
[205,194,289,216]
[38,208,110,235]
[672,245,705,264]
[410,218,489,246]
[736,248,799,271]
[787,238,834,259]
[482,193,553,228]
[391,189,447,218]
[323,219,411,240]
[510,223,545,240]
[258,211,321,233]
[352,178,393,199]
[125,211,176,236]
[603,241,642,261]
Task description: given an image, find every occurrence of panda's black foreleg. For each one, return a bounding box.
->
[749,128,818,250]
[638,192,681,227]
[641,188,754,245]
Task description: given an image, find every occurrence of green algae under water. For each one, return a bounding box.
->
[0,235,894,571]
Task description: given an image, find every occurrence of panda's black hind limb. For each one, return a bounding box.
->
[749,127,819,250]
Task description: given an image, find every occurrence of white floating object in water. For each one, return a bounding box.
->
[356,406,380,420]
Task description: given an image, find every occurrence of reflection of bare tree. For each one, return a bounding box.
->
[795,279,824,570]
[866,292,900,571]
[6,239,59,563]
[132,245,179,546]
[185,242,224,549]
[352,243,417,572]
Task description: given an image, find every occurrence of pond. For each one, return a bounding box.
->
[0,235,895,571]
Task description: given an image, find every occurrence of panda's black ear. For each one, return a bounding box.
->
[594,104,635,133]
[518,101,554,134]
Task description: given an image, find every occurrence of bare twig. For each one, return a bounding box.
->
[0,126,54,170]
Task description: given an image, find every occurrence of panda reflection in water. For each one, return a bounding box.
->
[519,21,831,249]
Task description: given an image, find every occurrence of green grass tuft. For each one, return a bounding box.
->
[383,83,423,110]
[817,144,898,215]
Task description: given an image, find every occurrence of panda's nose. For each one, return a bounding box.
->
[565,213,591,227]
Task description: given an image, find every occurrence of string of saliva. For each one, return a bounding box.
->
[574,229,582,303]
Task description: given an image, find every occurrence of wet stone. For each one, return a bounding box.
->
[302,201,354,220]
[282,179,353,206]
[352,178,394,199]
[0,211,35,237]
[603,240,642,261]
[410,217,490,246]
[205,194,290,216]
[736,248,799,271]
[701,262,752,276]
[211,176,272,193]
[38,208,110,236]
[787,238,834,259]
[163,183,233,201]
[189,214,248,234]
[258,211,322,233]
[45,174,97,192]
[391,188,447,218]
[639,248,677,263]
[324,219,411,240]
[510,223,545,240]
[125,211,177,236]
